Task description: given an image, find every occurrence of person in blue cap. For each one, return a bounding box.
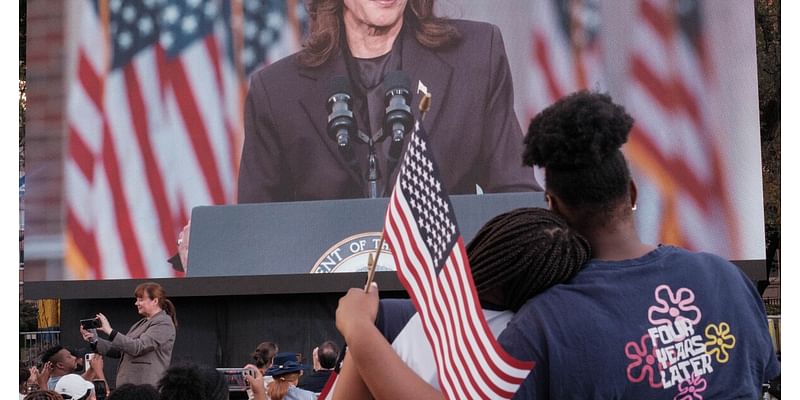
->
[264,352,316,400]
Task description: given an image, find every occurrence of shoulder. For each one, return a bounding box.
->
[424,19,508,69]
[659,246,745,277]
[287,386,317,399]
[443,19,505,52]
[376,299,417,343]
[448,19,501,39]
[248,52,306,93]
[151,311,176,328]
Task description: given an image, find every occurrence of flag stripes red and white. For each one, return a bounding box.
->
[525,0,605,122]
[623,0,739,256]
[383,130,533,399]
[64,0,250,279]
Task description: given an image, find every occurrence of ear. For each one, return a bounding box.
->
[629,180,638,209]
[545,192,561,214]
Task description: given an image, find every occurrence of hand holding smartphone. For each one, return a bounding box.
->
[85,353,94,373]
[216,368,255,391]
[80,318,101,330]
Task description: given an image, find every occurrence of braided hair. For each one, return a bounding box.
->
[468,207,590,311]
[522,90,634,228]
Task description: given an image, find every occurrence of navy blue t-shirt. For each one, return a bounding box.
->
[498,246,780,399]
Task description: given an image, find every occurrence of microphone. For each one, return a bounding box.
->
[327,76,357,148]
[382,71,413,143]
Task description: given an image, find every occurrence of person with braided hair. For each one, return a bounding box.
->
[496,90,780,398]
[331,207,590,399]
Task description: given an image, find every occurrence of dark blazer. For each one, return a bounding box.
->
[94,310,176,387]
[298,369,333,393]
[238,20,541,203]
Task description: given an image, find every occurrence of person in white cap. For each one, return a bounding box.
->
[53,374,95,400]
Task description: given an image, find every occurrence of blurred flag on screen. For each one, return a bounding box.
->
[525,0,606,121]
[623,0,739,256]
[65,0,304,279]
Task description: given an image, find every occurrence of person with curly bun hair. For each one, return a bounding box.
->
[497,90,780,399]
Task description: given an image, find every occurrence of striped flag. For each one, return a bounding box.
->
[623,0,740,257]
[64,0,303,279]
[383,128,533,399]
[525,0,605,122]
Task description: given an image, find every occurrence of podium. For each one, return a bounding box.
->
[187,192,547,277]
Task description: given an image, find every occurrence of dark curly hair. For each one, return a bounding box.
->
[157,363,227,400]
[108,383,159,400]
[40,345,66,366]
[468,207,590,311]
[523,91,634,226]
[23,390,63,400]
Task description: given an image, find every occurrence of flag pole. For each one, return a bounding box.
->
[364,235,384,292]
[364,87,432,293]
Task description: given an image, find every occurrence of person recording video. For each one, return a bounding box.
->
[80,282,177,387]
[35,345,106,392]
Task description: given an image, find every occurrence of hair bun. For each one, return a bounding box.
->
[523,91,633,170]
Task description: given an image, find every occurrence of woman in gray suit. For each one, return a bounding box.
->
[80,282,177,388]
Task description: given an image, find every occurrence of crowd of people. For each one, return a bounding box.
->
[20,337,341,400]
[23,0,780,398]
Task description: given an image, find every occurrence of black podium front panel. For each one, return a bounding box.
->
[187,192,546,277]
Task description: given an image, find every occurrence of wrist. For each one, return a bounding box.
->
[342,318,372,343]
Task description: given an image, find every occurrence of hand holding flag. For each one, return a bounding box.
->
[382,126,533,399]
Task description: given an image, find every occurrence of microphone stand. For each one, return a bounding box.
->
[367,137,381,198]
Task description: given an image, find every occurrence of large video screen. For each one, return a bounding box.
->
[23,0,766,281]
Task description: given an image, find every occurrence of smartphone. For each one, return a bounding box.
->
[85,353,94,373]
[216,368,254,391]
[92,379,107,400]
[80,318,101,330]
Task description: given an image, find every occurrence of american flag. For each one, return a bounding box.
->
[623,0,740,257]
[383,129,533,399]
[525,0,605,122]
[65,0,303,279]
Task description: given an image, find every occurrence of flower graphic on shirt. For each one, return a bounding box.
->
[705,322,736,363]
[674,373,707,400]
[648,285,702,340]
[625,333,662,388]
